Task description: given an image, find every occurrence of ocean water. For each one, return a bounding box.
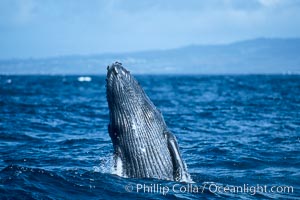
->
[0,75,299,200]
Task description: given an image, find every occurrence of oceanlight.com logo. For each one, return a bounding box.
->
[124,183,294,196]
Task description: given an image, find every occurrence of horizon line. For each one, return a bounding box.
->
[1,72,299,76]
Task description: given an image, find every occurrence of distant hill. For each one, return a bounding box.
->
[0,38,300,74]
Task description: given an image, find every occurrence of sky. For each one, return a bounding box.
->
[0,0,300,59]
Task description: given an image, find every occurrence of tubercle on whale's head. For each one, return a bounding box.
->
[106,62,145,112]
[106,61,128,78]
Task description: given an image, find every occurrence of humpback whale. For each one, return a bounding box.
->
[106,62,189,181]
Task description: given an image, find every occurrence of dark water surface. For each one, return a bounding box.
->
[0,75,299,199]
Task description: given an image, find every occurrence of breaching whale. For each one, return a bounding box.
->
[106,62,189,181]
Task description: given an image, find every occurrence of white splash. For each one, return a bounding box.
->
[77,76,92,82]
[180,162,194,183]
[93,154,113,173]
[112,156,125,177]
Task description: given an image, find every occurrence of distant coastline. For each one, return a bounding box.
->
[1,38,300,75]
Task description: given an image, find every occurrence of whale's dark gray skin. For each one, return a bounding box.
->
[106,62,189,181]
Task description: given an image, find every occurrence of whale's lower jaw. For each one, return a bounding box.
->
[112,121,174,180]
[106,62,190,181]
[110,119,190,181]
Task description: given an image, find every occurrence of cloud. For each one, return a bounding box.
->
[0,0,300,58]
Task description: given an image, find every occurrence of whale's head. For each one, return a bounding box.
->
[106,62,145,111]
[106,62,164,137]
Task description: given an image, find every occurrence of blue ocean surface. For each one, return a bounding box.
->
[0,75,299,199]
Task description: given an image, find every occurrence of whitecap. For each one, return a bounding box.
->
[77,76,92,82]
